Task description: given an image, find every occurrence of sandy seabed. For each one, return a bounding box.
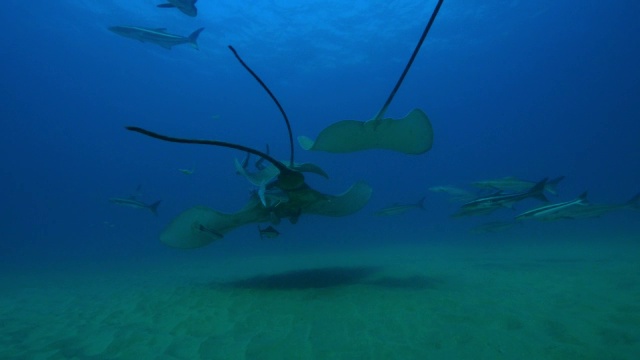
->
[1,237,639,360]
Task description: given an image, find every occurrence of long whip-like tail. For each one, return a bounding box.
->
[228,46,295,166]
[125,126,299,183]
[373,0,444,120]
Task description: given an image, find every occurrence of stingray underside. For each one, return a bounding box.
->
[160,181,373,248]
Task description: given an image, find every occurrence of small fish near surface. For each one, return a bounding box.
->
[108,26,204,50]
[452,179,549,218]
[258,225,280,239]
[109,197,162,216]
[375,196,426,216]
[157,0,198,17]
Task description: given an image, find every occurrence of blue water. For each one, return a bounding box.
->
[2,0,639,265]
[2,1,640,358]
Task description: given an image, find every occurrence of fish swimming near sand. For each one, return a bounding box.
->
[108,26,204,50]
[375,196,426,216]
[563,193,640,219]
[259,225,280,239]
[110,197,162,216]
[429,185,477,202]
[515,192,588,221]
[157,0,198,17]
[473,176,565,196]
[453,179,549,218]
[518,192,639,221]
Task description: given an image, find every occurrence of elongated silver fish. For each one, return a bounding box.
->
[563,193,639,219]
[515,192,588,221]
[259,225,280,239]
[453,179,549,217]
[522,192,640,220]
[473,176,564,196]
[109,197,162,216]
[375,196,426,216]
[429,185,477,202]
[108,26,204,50]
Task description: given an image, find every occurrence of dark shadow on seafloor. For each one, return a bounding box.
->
[209,266,444,291]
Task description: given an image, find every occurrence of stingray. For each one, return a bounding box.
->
[297,0,444,154]
[126,46,372,248]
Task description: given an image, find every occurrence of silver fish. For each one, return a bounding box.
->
[528,193,639,220]
[515,192,588,221]
[428,185,477,202]
[109,26,204,50]
[453,179,549,218]
[258,225,280,239]
[473,176,564,196]
[375,196,426,216]
[109,197,162,216]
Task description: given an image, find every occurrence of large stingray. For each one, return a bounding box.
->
[126,46,373,248]
[298,0,444,154]
[160,181,372,248]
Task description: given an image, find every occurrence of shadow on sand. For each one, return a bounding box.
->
[210,266,443,291]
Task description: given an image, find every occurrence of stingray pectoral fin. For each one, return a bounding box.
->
[160,203,270,249]
[160,206,222,249]
[298,108,433,154]
[304,181,373,217]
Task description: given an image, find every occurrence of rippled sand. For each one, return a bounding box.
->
[1,239,639,359]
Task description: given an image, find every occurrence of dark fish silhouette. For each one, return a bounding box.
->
[258,225,280,239]
[157,0,198,17]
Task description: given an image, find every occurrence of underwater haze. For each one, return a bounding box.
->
[1,0,639,358]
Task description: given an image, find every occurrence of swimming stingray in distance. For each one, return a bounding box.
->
[297,0,444,155]
[125,47,372,249]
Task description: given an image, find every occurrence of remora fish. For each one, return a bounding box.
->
[453,179,549,217]
[375,196,426,216]
[515,192,588,221]
[258,225,280,239]
[428,185,477,202]
[157,0,198,17]
[109,197,162,216]
[473,176,565,196]
[534,192,640,220]
[108,26,204,50]
[255,144,270,171]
